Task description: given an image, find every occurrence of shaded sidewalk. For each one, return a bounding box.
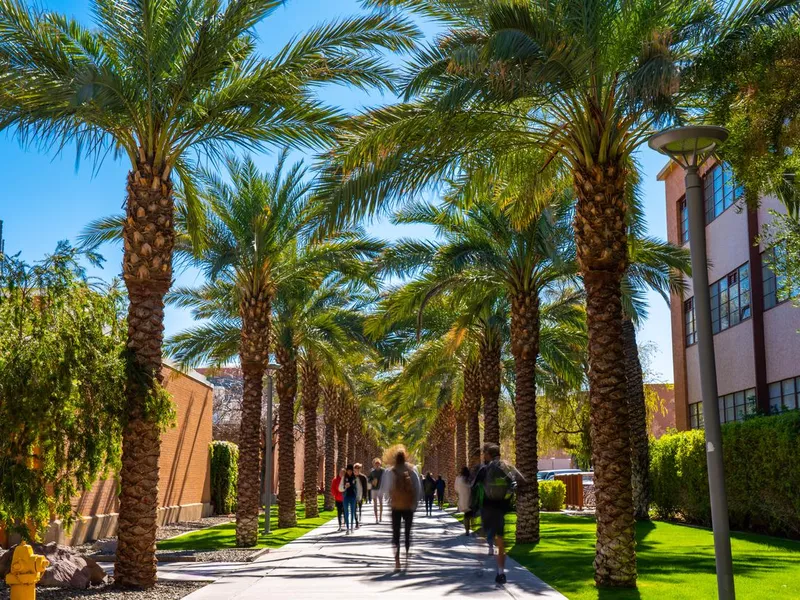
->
[181,506,566,599]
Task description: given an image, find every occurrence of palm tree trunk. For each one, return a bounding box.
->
[347,420,356,466]
[480,339,501,446]
[301,361,320,519]
[115,167,175,588]
[574,162,637,587]
[455,407,467,473]
[338,424,348,470]
[511,291,541,544]
[443,404,457,504]
[464,361,482,456]
[234,293,272,547]
[276,345,298,528]
[623,317,650,520]
[323,387,336,512]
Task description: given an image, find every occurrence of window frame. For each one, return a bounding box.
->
[762,245,799,310]
[684,297,697,346]
[689,401,704,430]
[678,196,689,245]
[768,376,800,413]
[703,163,743,224]
[710,262,751,334]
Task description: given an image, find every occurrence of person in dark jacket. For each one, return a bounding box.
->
[354,463,369,527]
[422,473,436,516]
[339,464,358,534]
[435,475,446,509]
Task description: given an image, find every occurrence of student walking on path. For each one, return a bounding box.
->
[436,475,446,509]
[355,463,369,526]
[382,445,421,572]
[369,458,386,524]
[422,473,436,516]
[332,468,345,532]
[455,467,472,536]
[339,465,359,534]
[473,443,525,586]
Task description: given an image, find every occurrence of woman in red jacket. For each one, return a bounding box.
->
[331,468,345,532]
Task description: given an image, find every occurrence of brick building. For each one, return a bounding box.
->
[660,160,800,430]
[42,359,214,546]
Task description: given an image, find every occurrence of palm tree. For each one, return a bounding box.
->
[383,183,581,542]
[165,153,318,546]
[0,0,417,584]
[317,0,782,584]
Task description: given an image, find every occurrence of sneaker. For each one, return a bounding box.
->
[495,573,506,585]
[337,526,343,532]
[500,573,507,584]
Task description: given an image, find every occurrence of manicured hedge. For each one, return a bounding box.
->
[210,441,239,515]
[650,411,800,538]
[539,480,567,511]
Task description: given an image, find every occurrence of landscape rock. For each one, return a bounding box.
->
[90,539,117,555]
[0,543,107,588]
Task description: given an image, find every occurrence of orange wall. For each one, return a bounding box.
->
[73,363,213,517]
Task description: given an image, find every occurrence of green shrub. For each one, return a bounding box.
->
[210,441,239,515]
[539,480,567,511]
[650,411,800,537]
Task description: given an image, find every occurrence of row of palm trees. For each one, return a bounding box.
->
[1,0,791,590]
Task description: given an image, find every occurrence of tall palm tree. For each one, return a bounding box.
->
[317,0,781,584]
[0,0,417,584]
[164,153,317,546]
[383,184,581,542]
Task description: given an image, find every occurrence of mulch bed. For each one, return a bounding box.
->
[0,581,205,600]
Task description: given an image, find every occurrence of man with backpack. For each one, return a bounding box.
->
[382,445,422,572]
[472,443,524,585]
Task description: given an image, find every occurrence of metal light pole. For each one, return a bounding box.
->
[262,362,280,536]
[649,125,735,600]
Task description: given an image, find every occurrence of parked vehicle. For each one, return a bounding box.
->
[537,469,582,481]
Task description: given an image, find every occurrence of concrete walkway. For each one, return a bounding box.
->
[181,506,566,599]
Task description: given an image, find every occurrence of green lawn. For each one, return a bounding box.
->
[462,512,800,600]
[158,496,335,551]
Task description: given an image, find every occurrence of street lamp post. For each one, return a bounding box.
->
[649,125,735,600]
[262,362,280,536]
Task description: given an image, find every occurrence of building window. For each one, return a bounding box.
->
[718,389,757,424]
[692,389,758,429]
[710,263,751,334]
[684,297,696,346]
[763,246,799,310]
[679,197,689,244]
[689,402,704,429]
[704,163,743,224]
[769,376,800,413]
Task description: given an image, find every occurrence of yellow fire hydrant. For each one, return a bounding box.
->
[5,542,49,600]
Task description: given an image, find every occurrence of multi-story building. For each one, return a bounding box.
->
[661,160,800,430]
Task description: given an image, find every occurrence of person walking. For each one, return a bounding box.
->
[354,463,369,528]
[472,443,524,586]
[435,475,446,509]
[332,468,345,532]
[339,464,358,534]
[369,458,386,524]
[467,447,483,538]
[382,445,421,572]
[455,467,472,536]
[422,473,436,516]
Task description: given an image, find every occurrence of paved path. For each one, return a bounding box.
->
[181,506,566,599]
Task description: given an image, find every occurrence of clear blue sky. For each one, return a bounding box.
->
[0,0,675,381]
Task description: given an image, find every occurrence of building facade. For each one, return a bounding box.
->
[661,160,800,430]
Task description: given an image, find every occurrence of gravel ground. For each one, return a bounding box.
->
[0,581,205,600]
[156,548,260,562]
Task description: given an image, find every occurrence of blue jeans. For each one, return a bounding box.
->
[343,495,357,528]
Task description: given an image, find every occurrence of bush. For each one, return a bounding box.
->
[650,411,800,537]
[539,480,567,511]
[210,441,239,515]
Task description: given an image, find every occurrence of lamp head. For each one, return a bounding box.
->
[648,125,729,169]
